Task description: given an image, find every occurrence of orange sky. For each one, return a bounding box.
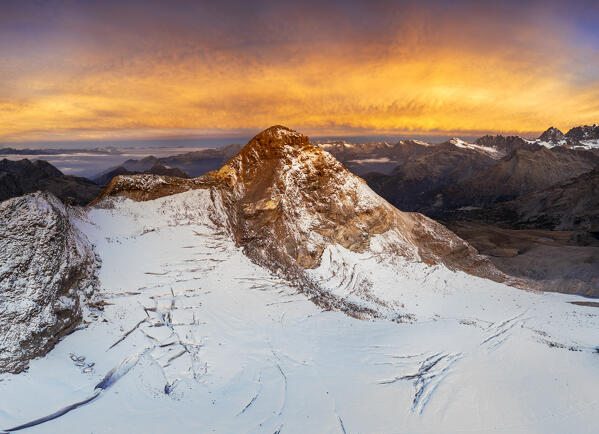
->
[1,0,599,143]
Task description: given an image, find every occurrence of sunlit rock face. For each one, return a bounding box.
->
[94,126,506,286]
[0,192,98,373]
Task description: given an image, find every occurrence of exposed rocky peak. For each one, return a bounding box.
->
[565,124,599,146]
[203,126,400,269]
[539,126,565,143]
[0,192,98,373]
[91,126,506,286]
[205,127,507,281]
[221,125,312,174]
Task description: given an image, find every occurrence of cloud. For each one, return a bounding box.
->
[1,0,598,142]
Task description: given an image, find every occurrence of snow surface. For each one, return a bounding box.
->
[1,190,598,433]
[534,139,563,149]
[573,139,599,150]
[449,138,503,159]
[407,139,434,147]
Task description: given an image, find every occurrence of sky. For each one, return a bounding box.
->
[1,0,599,145]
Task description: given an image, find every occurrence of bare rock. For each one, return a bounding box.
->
[0,192,98,373]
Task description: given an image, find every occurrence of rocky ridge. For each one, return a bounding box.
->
[94,126,507,290]
[0,192,98,373]
[0,159,101,205]
[93,162,189,186]
[500,169,599,232]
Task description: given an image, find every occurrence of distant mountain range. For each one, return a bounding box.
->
[92,143,243,182]
[93,163,189,186]
[0,159,101,205]
[317,127,599,231]
[3,125,598,236]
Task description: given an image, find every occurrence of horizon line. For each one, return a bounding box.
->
[0,125,575,149]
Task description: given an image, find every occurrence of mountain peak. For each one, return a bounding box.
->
[203,128,504,282]
[209,125,316,186]
[92,126,507,286]
[259,125,303,139]
[242,125,311,154]
[538,126,565,143]
[565,124,599,142]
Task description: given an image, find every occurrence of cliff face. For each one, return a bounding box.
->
[0,192,98,373]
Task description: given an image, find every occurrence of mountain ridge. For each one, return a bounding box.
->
[93,125,508,289]
[0,159,101,205]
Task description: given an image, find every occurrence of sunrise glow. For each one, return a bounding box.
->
[1,0,598,143]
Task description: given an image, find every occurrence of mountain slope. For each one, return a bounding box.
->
[97,126,505,291]
[439,146,599,209]
[1,161,598,433]
[0,192,98,373]
[0,159,101,205]
[364,141,498,212]
[500,168,599,232]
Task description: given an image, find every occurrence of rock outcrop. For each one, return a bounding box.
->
[0,192,98,373]
[90,174,209,204]
[538,127,565,145]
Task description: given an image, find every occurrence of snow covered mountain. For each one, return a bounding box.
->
[533,125,599,150]
[1,126,598,433]
[96,126,506,294]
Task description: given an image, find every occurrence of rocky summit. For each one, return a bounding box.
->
[97,126,505,286]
